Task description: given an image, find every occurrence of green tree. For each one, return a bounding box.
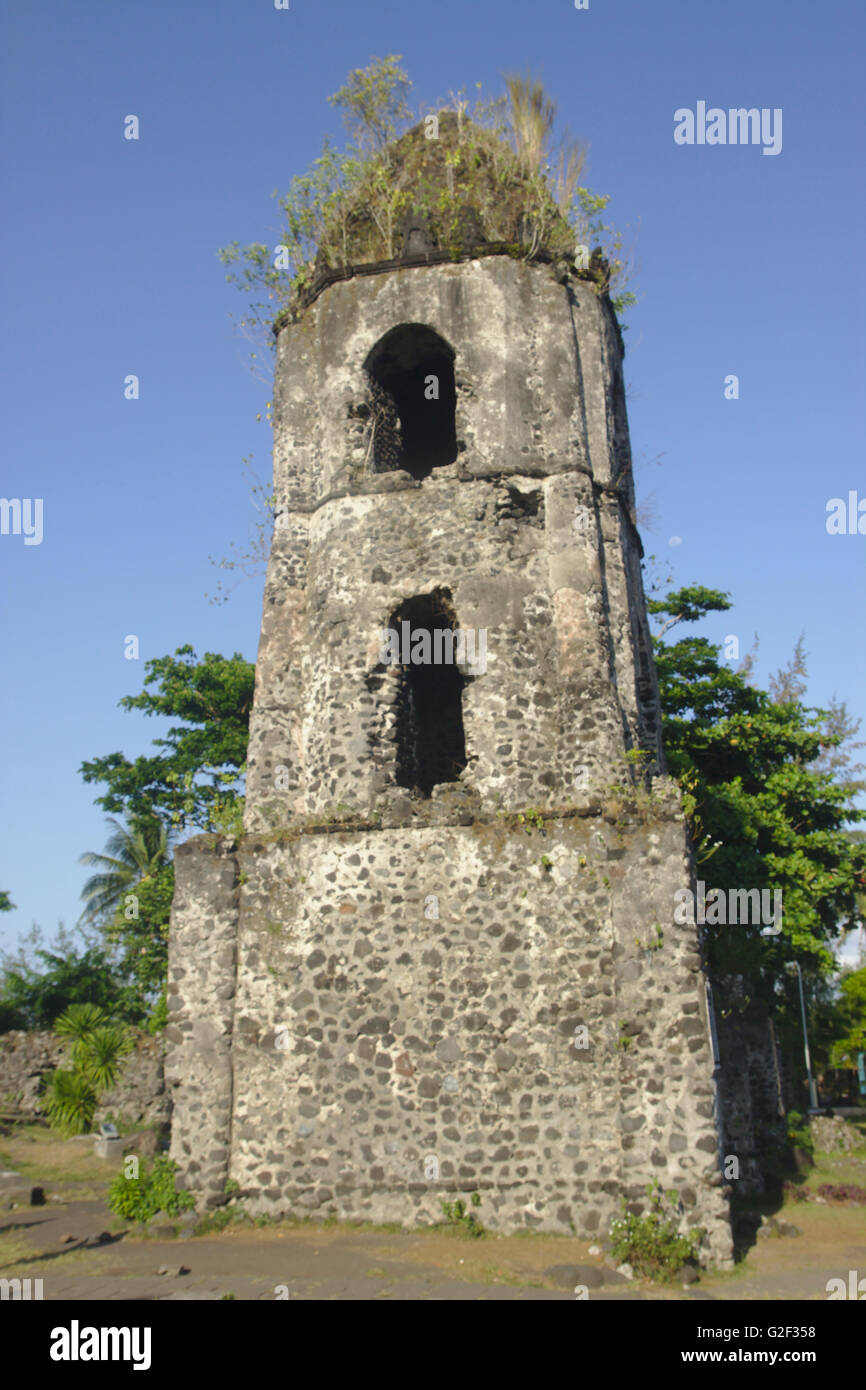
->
[0,935,132,1031]
[78,816,173,927]
[0,891,14,912]
[650,585,866,1105]
[79,646,255,832]
[104,860,175,1025]
[650,585,866,988]
[76,646,254,1025]
[76,814,174,1022]
[829,965,866,1062]
[328,52,412,155]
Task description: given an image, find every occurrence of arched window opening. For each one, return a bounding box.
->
[364,324,457,481]
[386,590,467,797]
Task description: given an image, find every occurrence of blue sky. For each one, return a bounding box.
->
[1,0,864,956]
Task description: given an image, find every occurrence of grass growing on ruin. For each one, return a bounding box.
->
[222,58,635,342]
[437,1192,485,1238]
[173,1208,411,1239]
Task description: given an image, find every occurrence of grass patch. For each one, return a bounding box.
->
[0,1126,115,1184]
[804,1151,866,1190]
[777,1200,866,1233]
[0,1227,102,1278]
[473,1264,546,1288]
[0,1226,39,1269]
[509,1227,571,1240]
[192,1207,256,1236]
[155,1208,409,1240]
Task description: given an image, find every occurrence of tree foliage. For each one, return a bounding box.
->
[79,646,255,832]
[828,965,866,1062]
[104,860,175,1020]
[328,52,413,155]
[78,816,173,926]
[72,647,254,1027]
[0,929,134,1032]
[75,815,174,1023]
[650,585,866,996]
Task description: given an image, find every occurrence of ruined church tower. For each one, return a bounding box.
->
[165,118,734,1265]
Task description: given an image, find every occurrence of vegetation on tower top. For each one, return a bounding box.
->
[219,57,636,343]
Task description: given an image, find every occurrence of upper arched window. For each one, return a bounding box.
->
[364,324,457,481]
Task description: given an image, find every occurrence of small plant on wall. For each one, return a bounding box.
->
[609,1180,703,1282]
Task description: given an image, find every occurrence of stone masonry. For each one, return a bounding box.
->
[165,246,734,1266]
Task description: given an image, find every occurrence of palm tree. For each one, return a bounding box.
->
[78,816,173,927]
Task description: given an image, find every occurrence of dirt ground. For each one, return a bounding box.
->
[2,1125,864,1301]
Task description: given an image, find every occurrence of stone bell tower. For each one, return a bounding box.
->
[165,119,733,1265]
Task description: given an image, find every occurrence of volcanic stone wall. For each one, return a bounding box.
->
[165,791,733,1267]
[245,256,663,832]
[165,251,735,1267]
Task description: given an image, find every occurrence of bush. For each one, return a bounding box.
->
[73,1024,134,1091]
[609,1180,703,1282]
[783,1181,810,1202]
[146,990,168,1035]
[0,1000,26,1032]
[54,1002,109,1040]
[817,1183,866,1204]
[42,1068,99,1136]
[786,1110,815,1158]
[42,1004,134,1136]
[107,1155,195,1223]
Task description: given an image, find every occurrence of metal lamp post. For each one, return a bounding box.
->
[787,960,819,1111]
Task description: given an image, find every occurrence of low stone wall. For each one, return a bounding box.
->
[810,1115,861,1154]
[0,1029,168,1131]
[0,1030,63,1114]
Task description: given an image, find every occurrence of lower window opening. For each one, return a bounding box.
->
[388,591,467,797]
